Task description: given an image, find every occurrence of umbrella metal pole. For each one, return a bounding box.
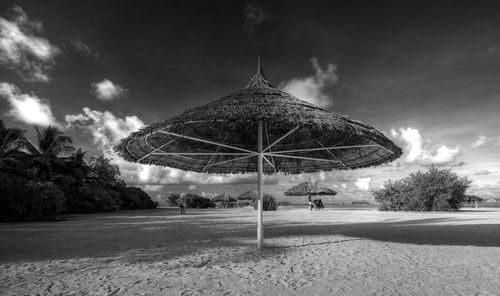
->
[257,120,264,249]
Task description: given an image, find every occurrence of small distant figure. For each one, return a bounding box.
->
[317,199,324,210]
[179,202,186,214]
[307,201,314,211]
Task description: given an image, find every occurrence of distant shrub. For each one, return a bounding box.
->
[166,193,182,207]
[0,172,31,221]
[78,187,120,212]
[118,187,157,210]
[352,201,370,205]
[0,172,65,221]
[183,194,214,208]
[27,182,66,220]
[278,200,291,206]
[253,194,278,211]
[373,166,471,212]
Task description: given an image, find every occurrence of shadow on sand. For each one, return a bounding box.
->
[1,208,500,263]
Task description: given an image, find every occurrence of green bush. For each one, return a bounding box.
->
[0,172,31,221]
[27,181,66,220]
[0,173,65,221]
[117,187,157,210]
[74,186,120,213]
[183,193,215,208]
[253,194,278,211]
[373,167,471,212]
[166,193,181,206]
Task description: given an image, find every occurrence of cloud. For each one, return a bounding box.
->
[391,127,460,166]
[0,5,60,82]
[354,177,371,191]
[280,58,338,108]
[474,169,495,175]
[70,39,98,58]
[91,79,128,101]
[471,135,487,148]
[65,108,280,186]
[468,180,500,197]
[243,4,269,34]
[0,82,58,126]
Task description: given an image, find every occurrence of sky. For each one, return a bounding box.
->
[1,0,500,202]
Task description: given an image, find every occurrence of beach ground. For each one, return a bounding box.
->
[1,206,500,295]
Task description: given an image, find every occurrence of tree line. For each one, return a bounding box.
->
[0,119,157,222]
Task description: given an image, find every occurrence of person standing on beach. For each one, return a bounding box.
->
[307,201,313,211]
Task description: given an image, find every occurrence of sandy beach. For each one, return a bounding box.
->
[1,206,500,295]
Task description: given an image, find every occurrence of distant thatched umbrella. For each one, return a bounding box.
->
[237,190,258,200]
[285,181,337,202]
[115,58,402,248]
[212,193,237,203]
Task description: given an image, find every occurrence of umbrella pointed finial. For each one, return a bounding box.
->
[246,55,273,89]
[257,55,262,73]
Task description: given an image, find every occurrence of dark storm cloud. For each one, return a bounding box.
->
[243,3,269,34]
[70,39,98,58]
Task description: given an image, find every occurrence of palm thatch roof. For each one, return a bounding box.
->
[284,181,337,196]
[237,190,258,200]
[212,193,236,203]
[114,60,402,175]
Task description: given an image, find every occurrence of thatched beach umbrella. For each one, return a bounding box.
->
[212,193,237,203]
[237,190,258,200]
[284,181,337,202]
[115,58,402,248]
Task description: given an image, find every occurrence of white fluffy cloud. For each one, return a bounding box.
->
[280,57,338,108]
[0,6,59,82]
[354,177,371,191]
[0,82,58,126]
[91,79,128,101]
[471,135,487,148]
[65,107,144,155]
[391,127,460,166]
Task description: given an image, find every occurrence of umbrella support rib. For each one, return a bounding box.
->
[262,155,275,171]
[201,132,231,173]
[204,155,255,168]
[257,121,264,249]
[271,144,380,154]
[264,153,342,164]
[262,125,300,153]
[158,131,257,154]
[315,139,349,169]
[138,136,176,162]
[264,124,276,171]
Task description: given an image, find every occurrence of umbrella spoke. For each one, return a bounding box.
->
[204,154,255,168]
[271,144,381,154]
[314,139,349,169]
[264,123,276,169]
[262,125,300,153]
[202,132,231,173]
[151,152,251,156]
[138,136,176,162]
[262,155,276,172]
[265,153,342,164]
[158,130,257,154]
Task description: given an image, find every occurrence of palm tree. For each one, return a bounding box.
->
[25,125,75,181]
[88,155,120,187]
[0,119,27,170]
